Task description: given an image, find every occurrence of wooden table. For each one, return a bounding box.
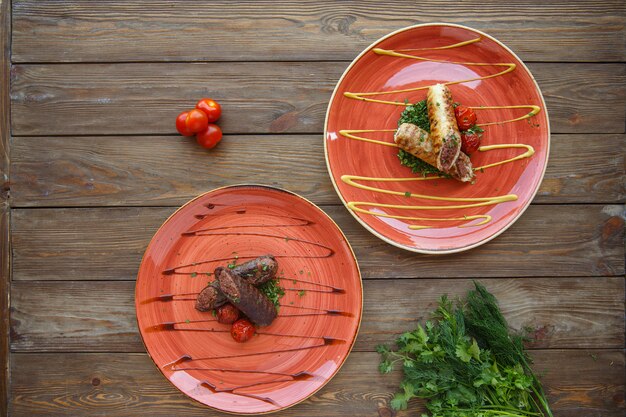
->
[1,1,624,416]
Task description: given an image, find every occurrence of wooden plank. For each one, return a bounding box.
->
[11,0,626,63]
[9,134,625,207]
[0,0,10,415]
[9,63,625,136]
[11,205,625,281]
[9,351,625,416]
[9,278,625,353]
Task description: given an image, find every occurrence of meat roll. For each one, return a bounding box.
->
[395,122,474,182]
[231,254,278,286]
[195,281,227,312]
[216,267,278,326]
[427,84,462,172]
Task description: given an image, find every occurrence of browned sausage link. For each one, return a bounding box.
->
[195,281,227,312]
[231,254,278,285]
[427,83,461,172]
[217,267,277,326]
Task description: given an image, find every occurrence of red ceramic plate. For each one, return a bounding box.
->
[136,185,362,414]
[325,23,550,253]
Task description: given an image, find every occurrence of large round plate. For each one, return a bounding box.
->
[136,185,362,414]
[324,23,550,253]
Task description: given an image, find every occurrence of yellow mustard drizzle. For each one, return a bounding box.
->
[338,130,535,172]
[341,175,516,229]
[339,129,397,147]
[343,37,517,106]
[472,105,541,127]
[337,37,540,230]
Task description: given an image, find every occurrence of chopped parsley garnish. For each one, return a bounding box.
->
[397,100,445,177]
[398,100,430,130]
[404,191,411,198]
[190,272,197,278]
[258,278,285,310]
[297,290,306,297]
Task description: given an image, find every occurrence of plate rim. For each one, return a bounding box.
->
[134,184,363,414]
[323,22,551,254]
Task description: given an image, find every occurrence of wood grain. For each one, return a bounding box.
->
[0,0,10,415]
[9,351,625,417]
[11,205,625,281]
[9,278,624,353]
[11,0,626,63]
[9,134,625,207]
[9,63,625,136]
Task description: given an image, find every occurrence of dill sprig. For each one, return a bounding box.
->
[465,282,553,417]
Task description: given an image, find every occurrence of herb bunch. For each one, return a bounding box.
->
[397,100,444,177]
[378,282,553,417]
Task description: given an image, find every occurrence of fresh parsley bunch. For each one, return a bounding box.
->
[378,283,553,417]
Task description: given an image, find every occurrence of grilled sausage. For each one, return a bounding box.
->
[195,281,227,312]
[395,122,474,182]
[394,123,438,168]
[427,84,462,172]
[216,267,278,326]
[231,254,278,286]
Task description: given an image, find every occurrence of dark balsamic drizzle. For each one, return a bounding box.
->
[163,237,334,275]
[147,321,223,333]
[181,231,333,255]
[287,278,345,293]
[284,287,343,294]
[173,368,313,378]
[164,338,343,368]
[150,321,347,340]
[199,380,280,406]
[141,293,198,304]
[278,304,353,317]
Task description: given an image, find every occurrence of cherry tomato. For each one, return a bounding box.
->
[454,105,477,131]
[185,109,209,133]
[176,111,194,136]
[196,123,223,149]
[231,319,256,343]
[461,132,481,155]
[196,98,222,123]
[216,304,240,324]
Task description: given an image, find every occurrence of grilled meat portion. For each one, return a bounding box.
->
[216,267,278,326]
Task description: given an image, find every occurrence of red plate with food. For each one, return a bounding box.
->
[136,185,362,414]
[324,23,550,253]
